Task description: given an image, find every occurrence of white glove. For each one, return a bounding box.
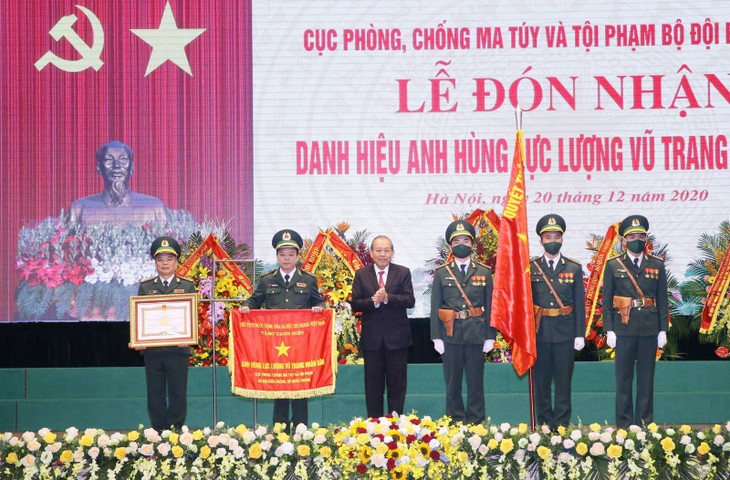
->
[606,331,617,349]
[657,331,667,349]
[573,337,585,351]
[483,339,495,353]
[433,339,445,355]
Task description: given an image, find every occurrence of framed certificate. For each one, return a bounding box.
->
[129,294,198,348]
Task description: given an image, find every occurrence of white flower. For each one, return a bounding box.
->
[551,435,562,445]
[518,437,528,448]
[428,438,440,450]
[232,446,245,459]
[38,428,51,438]
[371,436,382,448]
[570,429,582,441]
[2,432,12,441]
[680,435,691,445]
[370,452,387,468]
[636,431,646,442]
[313,434,327,445]
[127,442,138,453]
[624,439,635,451]
[27,440,41,452]
[599,432,612,443]
[179,432,193,446]
[64,427,79,441]
[280,441,295,456]
[714,435,725,446]
[563,439,575,449]
[84,428,98,437]
[589,442,605,456]
[216,447,227,457]
[97,434,110,448]
[22,431,36,442]
[588,432,600,442]
[157,442,171,456]
[139,444,155,456]
[558,452,573,463]
[144,429,161,442]
[685,444,696,454]
[40,451,53,465]
[255,426,267,437]
[514,449,525,462]
[207,435,220,447]
[666,428,676,436]
[295,424,308,435]
[629,425,642,434]
[494,432,503,442]
[88,447,100,459]
[697,431,706,440]
[500,422,511,432]
[73,449,84,462]
[541,425,551,435]
[467,434,482,451]
[723,443,730,452]
[478,444,489,455]
[529,432,541,445]
[21,454,36,467]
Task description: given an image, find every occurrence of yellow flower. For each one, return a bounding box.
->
[127,431,140,442]
[249,443,263,460]
[698,442,710,455]
[79,434,94,447]
[297,444,311,457]
[43,432,57,443]
[679,425,692,435]
[193,430,204,441]
[537,446,551,460]
[471,424,488,436]
[487,439,499,450]
[359,445,374,463]
[200,445,211,459]
[5,452,18,464]
[320,446,332,458]
[713,424,722,434]
[59,450,74,463]
[356,433,371,445]
[517,423,528,434]
[499,438,514,454]
[172,445,184,458]
[557,425,566,436]
[617,429,627,439]
[576,442,588,456]
[169,432,179,445]
[277,432,290,443]
[661,437,675,452]
[376,443,389,455]
[647,423,659,433]
[114,447,127,461]
[589,423,601,433]
[607,444,623,459]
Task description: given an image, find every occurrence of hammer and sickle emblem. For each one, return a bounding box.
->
[35,5,104,72]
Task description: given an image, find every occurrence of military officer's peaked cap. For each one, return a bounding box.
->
[536,214,566,235]
[445,220,476,242]
[272,229,303,250]
[150,236,181,258]
[619,215,649,236]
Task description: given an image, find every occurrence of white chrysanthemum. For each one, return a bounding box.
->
[216,447,227,458]
[685,444,696,454]
[39,451,53,465]
[714,435,725,446]
[666,428,676,436]
[518,438,528,448]
[278,441,295,456]
[624,439,635,451]
[429,438,440,450]
[232,446,245,459]
[500,422,511,433]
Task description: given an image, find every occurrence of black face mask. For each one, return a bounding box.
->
[626,239,646,254]
[543,242,562,255]
[451,244,472,259]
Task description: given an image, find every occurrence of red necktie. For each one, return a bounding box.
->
[378,270,385,288]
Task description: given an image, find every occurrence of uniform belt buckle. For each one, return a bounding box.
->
[631,298,644,308]
[456,310,469,320]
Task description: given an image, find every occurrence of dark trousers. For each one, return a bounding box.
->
[534,339,575,428]
[273,398,308,428]
[615,335,657,428]
[363,344,409,418]
[144,348,189,431]
[442,343,485,424]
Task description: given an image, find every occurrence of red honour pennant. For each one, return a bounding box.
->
[230,309,336,399]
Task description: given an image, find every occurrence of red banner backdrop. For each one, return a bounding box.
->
[230,309,336,399]
[0,0,252,320]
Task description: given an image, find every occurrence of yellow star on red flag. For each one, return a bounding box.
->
[275,341,291,357]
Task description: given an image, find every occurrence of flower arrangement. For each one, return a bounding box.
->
[425,210,511,363]
[178,232,255,367]
[15,210,228,321]
[301,222,372,365]
[681,220,730,358]
[1,417,729,479]
[584,229,681,361]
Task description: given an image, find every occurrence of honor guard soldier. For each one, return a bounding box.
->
[530,214,585,429]
[135,236,197,432]
[603,215,669,428]
[240,229,325,430]
[430,220,496,424]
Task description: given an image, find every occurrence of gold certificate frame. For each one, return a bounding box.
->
[129,294,198,348]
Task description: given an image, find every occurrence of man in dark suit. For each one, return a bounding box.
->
[530,214,585,429]
[603,214,669,428]
[135,236,197,431]
[241,229,325,429]
[351,235,415,418]
[430,220,496,424]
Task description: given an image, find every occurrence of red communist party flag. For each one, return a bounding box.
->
[230,309,336,398]
[490,129,536,376]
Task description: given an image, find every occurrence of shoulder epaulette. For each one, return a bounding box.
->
[300,269,317,278]
[435,263,449,270]
[530,256,540,262]
[177,275,195,283]
[259,269,277,278]
[139,276,157,284]
[647,253,665,262]
[474,261,491,269]
[562,256,581,265]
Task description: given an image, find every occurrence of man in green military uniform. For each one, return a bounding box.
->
[135,236,197,431]
[530,214,585,429]
[240,229,325,430]
[603,215,668,428]
[430,220,496,424]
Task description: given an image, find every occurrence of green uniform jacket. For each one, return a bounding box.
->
[430,260,496,344]
[138,275,197,296]
[530,256,585,343]
[603,253,669,336]
[247,268,325,310]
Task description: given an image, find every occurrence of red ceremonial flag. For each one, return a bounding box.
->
[491,129,536,376]
[230,309,336,399]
